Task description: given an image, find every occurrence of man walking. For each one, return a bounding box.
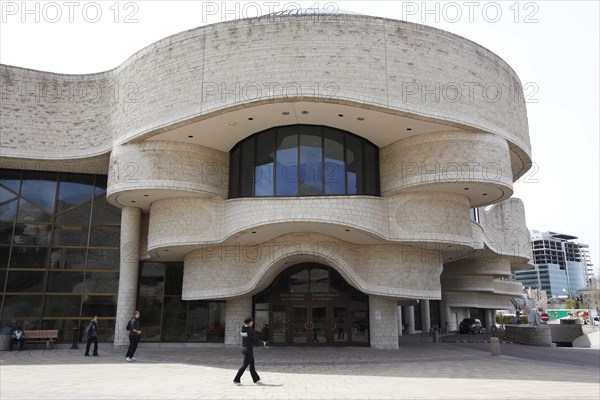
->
[125,311,141,362]
[233,317,268,385]
[84,315,99,356]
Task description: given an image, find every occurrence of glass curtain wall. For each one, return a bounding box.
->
[0,169,120,342]
[137,261,225,343]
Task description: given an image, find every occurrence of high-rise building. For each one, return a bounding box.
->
[0,10,532,349]
[514,231,592,297]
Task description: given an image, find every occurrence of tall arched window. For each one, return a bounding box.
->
[228,125,379,198]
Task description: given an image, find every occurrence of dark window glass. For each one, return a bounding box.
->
[95,176,107,196]
[346,135,363,194]
[228,125,379,198]
[290,269,309,293]
[229,146,240,198]
[17,200,52,222]
[187,301,208,342]
[57,175,94,213]
[351,300,369,343]
[89,226,120,247]
[161,297,187,342]
[0,246,9,268]
[50,248,86,270]
[20,171,57,212]
[0,170,21,193]
[299,126,323,196]
[44,295,81,317]
[81,295,117,318]
[323,128,346,195]
[363,144,378,195]
[139,262,165,297]
[2,295,43,318]
[310,268,329,292]
[255,130,275,196]
[164,264,183,295]
[9,247,49,268]
[136,297,162,341]
[55,204,91,224]
[275,126,299,196]
[13,224,51,245]
[207,302,226,342]
[0,223,13,245]
[240,137,255,197]
[46,271,84,292]
[85,271,119,293]
[87,249,119,270]
[6,270,45,292]
[91,197,121,225]
[53,225,89,246]
[0,199,18,221]
[0,186,18,203]
[0,170,119,335]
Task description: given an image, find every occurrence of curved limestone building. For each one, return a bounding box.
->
[0,12,532,349]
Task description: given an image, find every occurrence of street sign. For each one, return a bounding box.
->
[540,313,550,322]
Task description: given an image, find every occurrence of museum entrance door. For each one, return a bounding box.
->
[253,263,369,346]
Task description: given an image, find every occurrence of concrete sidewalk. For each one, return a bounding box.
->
[1,340,598,400]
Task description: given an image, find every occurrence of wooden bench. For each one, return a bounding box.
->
[23,330,59,348]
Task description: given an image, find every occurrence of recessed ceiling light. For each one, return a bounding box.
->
[229,122,237,126]
[357,117,364,121]
[282,112,290,115]
[301,111,309,114]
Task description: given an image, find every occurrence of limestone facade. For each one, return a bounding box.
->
[0,13,532,349]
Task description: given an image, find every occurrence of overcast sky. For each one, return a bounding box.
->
[1,1,598,274]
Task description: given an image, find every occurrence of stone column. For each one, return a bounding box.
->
[114,207,142,346]
[445,306,453,332]
[404,305,415,334]
[369,296,399,349]
[397,305,404,336]
[485,309,494,328]
[225,297,252,346]
[420,300,431,333]
[440,300,451,333]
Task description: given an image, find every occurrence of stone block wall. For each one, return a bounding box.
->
[505,325,552,346]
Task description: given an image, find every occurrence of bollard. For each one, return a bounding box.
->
[70,326,79,349]
[433,330,439,343]
[490,337,500,356]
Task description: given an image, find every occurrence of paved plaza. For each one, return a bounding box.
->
[1,339,599,400]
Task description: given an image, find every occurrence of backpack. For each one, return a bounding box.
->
[126,319,132,331]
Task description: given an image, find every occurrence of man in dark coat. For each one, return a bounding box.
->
[84,315,99,356]
[233,317,267,385]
